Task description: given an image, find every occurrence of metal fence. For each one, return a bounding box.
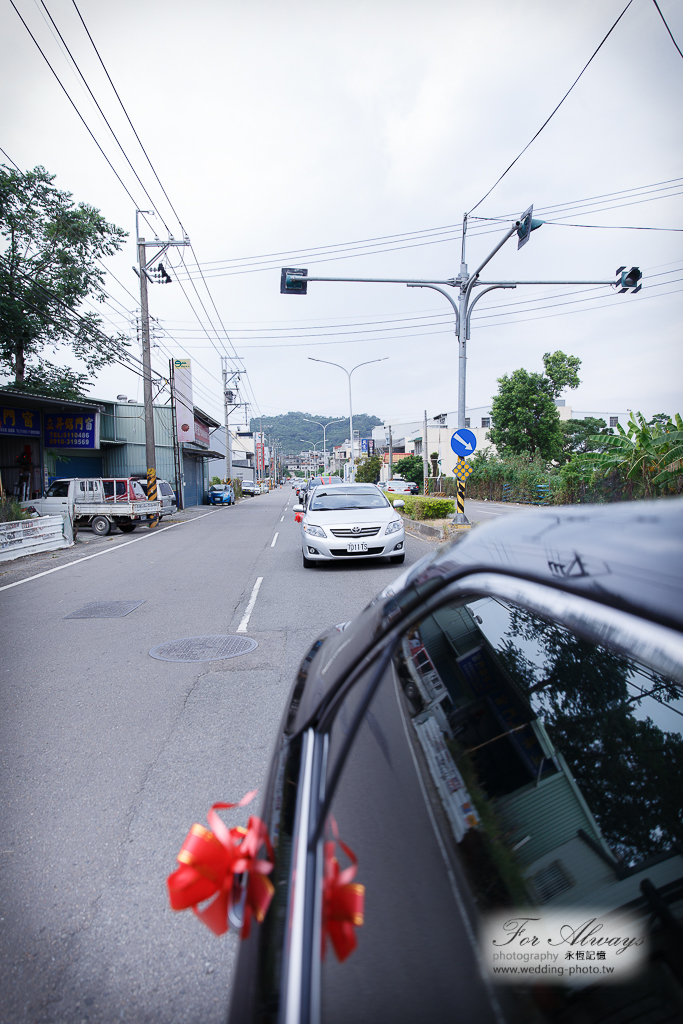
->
[0,515,71,562]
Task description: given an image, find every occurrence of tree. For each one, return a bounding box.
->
[0,164,127,385]
[489,351,581,461]
[560,417,612,461]
[392,454,424,486]
[0,359,92,400]
[354,453,382,483]
[584,412,682,497]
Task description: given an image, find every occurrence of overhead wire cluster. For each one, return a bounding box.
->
[6,0,261,422]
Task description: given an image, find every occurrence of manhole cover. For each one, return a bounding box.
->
[65,600,145,619]
[148,635,258,662]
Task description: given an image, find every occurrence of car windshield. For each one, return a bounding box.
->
[309,488,389,511]
[210,485,227,491]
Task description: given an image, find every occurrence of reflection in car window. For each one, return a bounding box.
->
[309,489,389,511]
[320,596,683,1021]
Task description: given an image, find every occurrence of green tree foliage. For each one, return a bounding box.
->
[249,411,380,457]
[0,359,92,400]
[392,454,424,486]
[0,165,127,384]
[499,608,683,861]
[354,453,382,483]
[583,412,683,496]
[560,417,612,460]
[489,351,581,461]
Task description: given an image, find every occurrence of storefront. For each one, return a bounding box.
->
[0,391,103,499]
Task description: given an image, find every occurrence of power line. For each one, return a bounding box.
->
[651,0,683,59]
[545,221,683,231]
[38,0,172,233]
[0,147,21,170]
[469,0,636,213]
[9,0,142,209]
[69,0,186,232]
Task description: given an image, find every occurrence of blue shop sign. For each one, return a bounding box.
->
[0,407,42,437]
[44,410,99,449]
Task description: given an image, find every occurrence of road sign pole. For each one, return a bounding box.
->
[457,456,466,517]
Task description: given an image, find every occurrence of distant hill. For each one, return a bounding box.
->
[249,411,382,456]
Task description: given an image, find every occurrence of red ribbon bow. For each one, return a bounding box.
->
[295,512,303,523]
[167,791,275,937]
[322,820,365,962]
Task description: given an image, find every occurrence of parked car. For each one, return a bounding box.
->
[228,498,683,1024]
[241,481,258,496]
[208,483,235,506]
[293,483,405,567]
[132,476,177,518]
[22,477,159,535]
[102,478,147,502]
[386,478,417,495]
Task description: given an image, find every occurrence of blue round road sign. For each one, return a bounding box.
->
[450,428,477,458]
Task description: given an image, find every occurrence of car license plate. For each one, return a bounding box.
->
[347,542,368,553]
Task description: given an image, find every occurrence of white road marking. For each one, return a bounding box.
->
[280,516,285,522]
[237,577,263,632]
[475,510,503,515]
[271,532,279,547]
[0,509,221,593]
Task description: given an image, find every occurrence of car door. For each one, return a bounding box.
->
[231,568,683,1024]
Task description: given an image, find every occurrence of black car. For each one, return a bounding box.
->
[228,499,683,1024]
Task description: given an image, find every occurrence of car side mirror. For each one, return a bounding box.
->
[393,499,405,508]
[293,504,304,512]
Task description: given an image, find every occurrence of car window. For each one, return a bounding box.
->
[309,489,389,511]
[46,481,69,498]
[160,482,173,497]
[319,594,683,1020]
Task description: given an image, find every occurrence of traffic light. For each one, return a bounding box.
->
[280,267,308,294]
[615,266,642,293]
[516,205,545,249]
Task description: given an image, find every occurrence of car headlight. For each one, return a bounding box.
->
[303,523,326,538]
[385,518,403,535]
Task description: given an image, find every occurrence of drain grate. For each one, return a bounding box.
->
[65,600,145,619]
[148,634,258,662]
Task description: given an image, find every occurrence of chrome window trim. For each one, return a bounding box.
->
[432,572,683,683]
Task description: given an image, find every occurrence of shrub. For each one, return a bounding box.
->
[231,478,243,499]
[0,496,31,522]
[400,495,454,520]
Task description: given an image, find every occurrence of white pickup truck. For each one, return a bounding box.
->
[22,477,161,536]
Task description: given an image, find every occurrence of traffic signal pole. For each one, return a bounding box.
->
[282,209,640,521]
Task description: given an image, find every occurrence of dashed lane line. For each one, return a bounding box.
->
[237,577,263,633]
[271,533,279,548]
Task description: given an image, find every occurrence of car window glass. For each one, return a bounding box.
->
[116,481,126,497]
[47,481,69,498]
[320,595,682,1021]
[309,489,389,511]
[160,482,173,496]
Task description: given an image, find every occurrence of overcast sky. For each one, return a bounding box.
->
[2,0,682,433]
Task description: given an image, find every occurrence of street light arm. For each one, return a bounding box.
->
[348,357,388,378]
[406,283,459,332]
[466,284,517,339]
[468,224,518,283]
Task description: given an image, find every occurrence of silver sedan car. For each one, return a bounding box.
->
[294,484,406,568]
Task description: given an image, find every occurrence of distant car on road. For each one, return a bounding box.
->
[386,478,417,495]
[241,481,258,496]
[208,483,235,505]
[293,482,406,567]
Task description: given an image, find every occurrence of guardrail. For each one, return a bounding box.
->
[0,515,72,562]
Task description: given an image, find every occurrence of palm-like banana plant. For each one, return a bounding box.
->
[582,412,680,496]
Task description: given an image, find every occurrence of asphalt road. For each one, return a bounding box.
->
[0,488,435,1024]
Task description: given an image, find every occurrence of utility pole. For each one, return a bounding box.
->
[388,425,393,482]
[135,210,190,527]
[423,410,429,496]
[221,357,240,484]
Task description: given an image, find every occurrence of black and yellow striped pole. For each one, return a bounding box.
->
[147,467,159,529]
[455,455,473,524]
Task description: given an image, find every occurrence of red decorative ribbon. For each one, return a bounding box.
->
[295,512,303,523]
[322,819,365,962]
[167,791,275,937]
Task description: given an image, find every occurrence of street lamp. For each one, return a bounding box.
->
[303,417,344,472]
[308,358,388,480]
[300,439,323,477]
